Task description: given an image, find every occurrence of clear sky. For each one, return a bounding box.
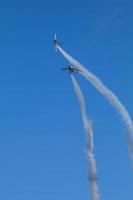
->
[0,0,133,199]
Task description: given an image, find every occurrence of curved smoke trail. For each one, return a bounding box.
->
[57,45,133,168]
[71,75,99,200]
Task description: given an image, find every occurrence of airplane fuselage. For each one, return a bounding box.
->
[63,66,76,73]
[53,34,60,51]
[67,67,75,73]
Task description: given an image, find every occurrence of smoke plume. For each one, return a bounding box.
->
[71,75,99,200]
[58,45,133,168]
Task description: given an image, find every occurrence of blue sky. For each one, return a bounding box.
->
[0,0,133,199]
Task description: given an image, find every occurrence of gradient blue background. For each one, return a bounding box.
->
[0,0,133,199]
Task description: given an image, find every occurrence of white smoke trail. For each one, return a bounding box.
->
[57,45,133,167]
[71,75,99,200]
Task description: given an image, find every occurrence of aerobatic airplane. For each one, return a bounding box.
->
[62,64,80,73]
[53,34,60,51]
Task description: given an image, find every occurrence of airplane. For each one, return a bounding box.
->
[53,34,60,51]
[62,64,80,73]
